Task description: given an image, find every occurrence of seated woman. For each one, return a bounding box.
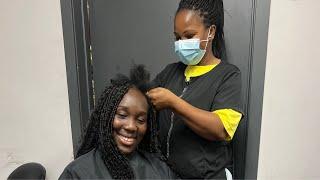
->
[59,65,176,179]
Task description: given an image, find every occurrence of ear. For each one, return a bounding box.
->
[208,25,216,40]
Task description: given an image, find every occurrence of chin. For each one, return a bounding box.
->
[118,147,135,155]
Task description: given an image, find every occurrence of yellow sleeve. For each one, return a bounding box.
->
[213,109,242,141]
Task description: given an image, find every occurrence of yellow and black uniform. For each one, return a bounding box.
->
[153,61,243,179]
[185,64,242,141]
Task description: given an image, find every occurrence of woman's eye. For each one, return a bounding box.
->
[185,34,195,39]
[137,118,146,124]
[175,36,181,41]
[117,113,127,119]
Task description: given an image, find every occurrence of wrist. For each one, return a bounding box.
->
[169,95,182,112]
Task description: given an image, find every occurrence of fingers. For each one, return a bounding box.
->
[148,87,161,94]
[146,90,155,103]
[146,89,160,108]
[146,87,168,110]
[146,91,153,100]
[146,88,161,99]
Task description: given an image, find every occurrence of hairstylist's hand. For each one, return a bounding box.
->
[146,87,178,110]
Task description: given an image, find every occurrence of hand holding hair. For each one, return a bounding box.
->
[146,87,179,110]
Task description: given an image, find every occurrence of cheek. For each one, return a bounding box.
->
[138,124,147,137]
[112,118,122,130]
[200,41,208,49]
[200,41,205,48]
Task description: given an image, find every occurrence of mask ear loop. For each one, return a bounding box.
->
[200,26,213,50]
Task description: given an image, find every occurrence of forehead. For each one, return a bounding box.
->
[118,88,148,111]
[174,9,205,32]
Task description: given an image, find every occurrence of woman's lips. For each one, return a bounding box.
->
[117,134,136,146]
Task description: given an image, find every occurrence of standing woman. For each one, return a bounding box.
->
[147,0,243,179]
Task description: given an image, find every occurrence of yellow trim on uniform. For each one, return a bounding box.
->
[184,64,218,82]
[214,109,242,141]
[184,64,242,141]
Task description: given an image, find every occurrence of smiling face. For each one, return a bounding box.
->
[113,87,148,155]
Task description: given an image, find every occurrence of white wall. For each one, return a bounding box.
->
[0,0,73,179]
[258,0,320,179]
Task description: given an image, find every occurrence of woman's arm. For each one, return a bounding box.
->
[147,87,227,141]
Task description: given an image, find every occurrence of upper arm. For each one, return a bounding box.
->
[214,109,242,141]
[211,70,244,115]
[210,69,244,140]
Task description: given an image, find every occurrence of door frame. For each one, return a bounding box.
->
[60,0,94,154]
[60,0,271,178]
[242,0,271,178]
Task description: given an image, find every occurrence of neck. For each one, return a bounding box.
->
[198,51,221,65]
[124,150,138,160]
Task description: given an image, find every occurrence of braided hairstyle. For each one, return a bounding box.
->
[177,0,226,61]
[76,65,159,179]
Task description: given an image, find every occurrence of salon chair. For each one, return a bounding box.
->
[7,162,46,180]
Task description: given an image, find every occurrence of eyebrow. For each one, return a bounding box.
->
[117,106,128,110]
[174,29,197,36]
[183,29,197,34]
[117,106,148,115]
[137,112,148,117]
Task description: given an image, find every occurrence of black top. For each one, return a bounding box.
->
[153,61,243,179]
[59,148,176,179]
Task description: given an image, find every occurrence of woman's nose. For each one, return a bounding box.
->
[124,118,137,132]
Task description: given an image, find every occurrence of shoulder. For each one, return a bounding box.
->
[59,149,98,178]
[213,62,242,83]
[66,150,96,170]
[218,61,241,74]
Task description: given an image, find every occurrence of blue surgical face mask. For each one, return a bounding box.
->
[174,27,212,65]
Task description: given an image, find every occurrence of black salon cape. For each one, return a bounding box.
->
[152,61,243,179]
[59,148,176,179]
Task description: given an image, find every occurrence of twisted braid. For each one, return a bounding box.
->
[76,85,114,157]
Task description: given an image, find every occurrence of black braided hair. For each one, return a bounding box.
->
[177,0,227,61]
[75,65,160,179]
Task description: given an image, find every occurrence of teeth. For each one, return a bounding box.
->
[120,135,134,143]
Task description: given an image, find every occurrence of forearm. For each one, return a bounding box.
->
[171,97,227,141]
